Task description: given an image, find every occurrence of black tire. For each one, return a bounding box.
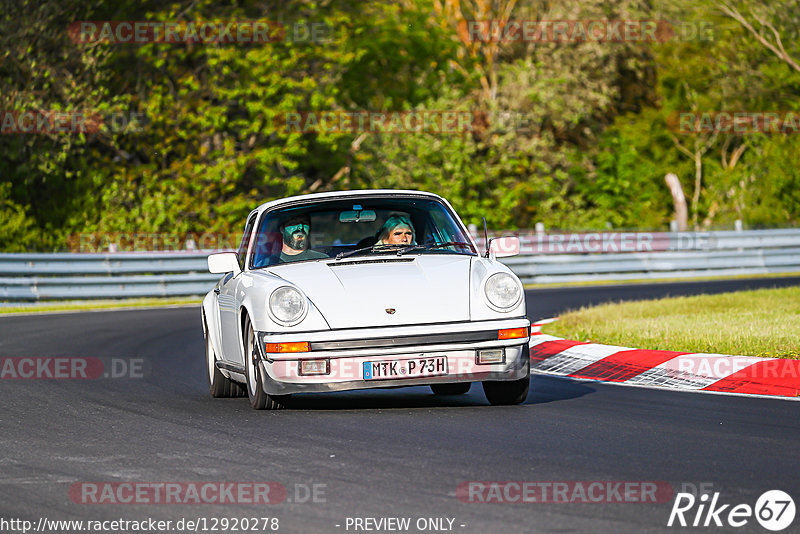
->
[243,315,289,410]
[205,320,246,398]
[430,382,471,395]
[482,353,530,406]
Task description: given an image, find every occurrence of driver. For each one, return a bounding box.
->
[280,215,328,263]
[376,215,415,245]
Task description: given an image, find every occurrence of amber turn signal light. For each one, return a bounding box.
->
[497,327,529,340]
[264,341,311,353]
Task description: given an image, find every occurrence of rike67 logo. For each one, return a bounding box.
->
[668,490,795,531]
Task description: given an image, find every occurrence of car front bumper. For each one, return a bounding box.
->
[255,318,531,395]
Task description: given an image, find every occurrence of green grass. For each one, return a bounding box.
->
[542,286,800,359]
[0,297,202,315]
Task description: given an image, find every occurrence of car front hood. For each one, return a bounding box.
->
[266,255,472,329]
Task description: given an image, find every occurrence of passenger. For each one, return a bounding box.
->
[279,215,328,263]
[376,215,415,245]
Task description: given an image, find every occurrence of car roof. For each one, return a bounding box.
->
[254,189,446,213]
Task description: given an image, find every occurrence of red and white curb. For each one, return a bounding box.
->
[529,321,800,399]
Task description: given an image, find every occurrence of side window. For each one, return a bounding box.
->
[237,213,258,270]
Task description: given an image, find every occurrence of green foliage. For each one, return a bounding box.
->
[737,134,800,225]
[2,0,800,251]
[0,184,37,251]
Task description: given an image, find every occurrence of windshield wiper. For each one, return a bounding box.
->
[335,244,403,260]
[337,241,474,260]
[396,241,475,256]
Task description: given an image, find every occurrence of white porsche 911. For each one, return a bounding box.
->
[202,190,530,409]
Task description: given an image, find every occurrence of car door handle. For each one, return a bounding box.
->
[213,287,220,294]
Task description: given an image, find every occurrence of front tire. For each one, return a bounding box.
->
[243,315,289,410]
[205,321,245,398]
[482,352,530,406]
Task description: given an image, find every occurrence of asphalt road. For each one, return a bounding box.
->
[1,277,799,534]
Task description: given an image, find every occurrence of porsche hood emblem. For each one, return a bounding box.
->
[385,308,396,314]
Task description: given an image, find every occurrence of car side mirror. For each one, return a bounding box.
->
[208,252,241,275]
[489,236,520,258]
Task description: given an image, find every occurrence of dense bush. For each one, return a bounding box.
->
[2,0,799,251]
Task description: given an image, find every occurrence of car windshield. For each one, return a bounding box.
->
[250,196,477,268]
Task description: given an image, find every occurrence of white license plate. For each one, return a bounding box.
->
[363,356,448,380]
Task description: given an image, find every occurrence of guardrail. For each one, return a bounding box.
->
[0,253,217,300]
[1,229,799,300]
[501,229,800,284]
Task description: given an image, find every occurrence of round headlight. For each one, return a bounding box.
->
[484,272,521,310]
[268,286,307,325]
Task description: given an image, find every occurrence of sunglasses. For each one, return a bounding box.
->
[285,223,310,234]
